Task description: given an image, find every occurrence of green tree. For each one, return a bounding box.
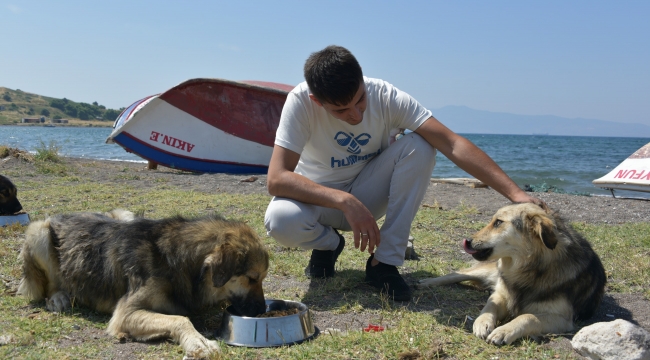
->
[2,94,11,102]
[78,108,90,120]
[103,108,121,121]
[64,103,78,117]
[50,99,66,110]
[41,108,51,116]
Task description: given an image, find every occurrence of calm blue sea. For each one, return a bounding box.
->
[1,125,649,199]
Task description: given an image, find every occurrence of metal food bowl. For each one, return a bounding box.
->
[217,299,319,347]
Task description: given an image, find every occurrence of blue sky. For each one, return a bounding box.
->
[2,1,649,126]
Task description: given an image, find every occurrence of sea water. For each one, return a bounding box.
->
[1,125,648,199]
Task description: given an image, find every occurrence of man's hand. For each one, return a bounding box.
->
[509,191,548,209]
[341,194,381,254]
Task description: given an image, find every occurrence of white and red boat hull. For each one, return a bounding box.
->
[593,142,650,193]
[107,78,293,174]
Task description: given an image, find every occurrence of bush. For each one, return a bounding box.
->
[34,140,62,163]
[41,108,50,116]
[2,94,11,102]
[103,108,121,121]
[64,103,78,117]
[50,99,66,110]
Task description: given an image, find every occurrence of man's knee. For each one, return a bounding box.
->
[265,200,309,247]
[407,133,437,159]
[400,133,436,171]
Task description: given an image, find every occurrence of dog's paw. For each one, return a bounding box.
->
[183,336,220,359]
[45,291,70,313]
[485,325,518,345]
[472,313,495,339]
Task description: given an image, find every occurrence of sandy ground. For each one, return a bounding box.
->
[3,156,650,358]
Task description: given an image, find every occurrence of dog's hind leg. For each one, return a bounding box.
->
[17,220,67,306]
[107,297,220,358]
[45,291,71,312]
[418,261,499,289]
[418,272,481,287]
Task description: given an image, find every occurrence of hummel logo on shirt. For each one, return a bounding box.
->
[331,131,380,168]
[334,131,371,154]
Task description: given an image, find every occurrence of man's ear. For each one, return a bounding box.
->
[308,94,323,107]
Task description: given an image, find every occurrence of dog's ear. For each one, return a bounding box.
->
[202,244,243,288]
[527,213,558,250]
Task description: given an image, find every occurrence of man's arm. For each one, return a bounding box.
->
[266,145,381,253]
[414,117,542,204]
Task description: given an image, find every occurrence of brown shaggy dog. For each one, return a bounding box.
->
[18,210,269,358]
[0,174,23,215]
[419,203,606,345]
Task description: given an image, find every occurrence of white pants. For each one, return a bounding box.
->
[264,133,436,266]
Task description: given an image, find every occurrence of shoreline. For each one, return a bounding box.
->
[4,155,648,225]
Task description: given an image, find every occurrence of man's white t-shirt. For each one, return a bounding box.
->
[274,77,432,185]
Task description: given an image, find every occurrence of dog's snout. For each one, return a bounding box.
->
[231,296,267,317]
[230,294,266,317]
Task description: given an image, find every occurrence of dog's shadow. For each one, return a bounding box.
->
[578,293,638,328]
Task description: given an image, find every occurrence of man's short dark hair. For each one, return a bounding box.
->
[303,45,363,106]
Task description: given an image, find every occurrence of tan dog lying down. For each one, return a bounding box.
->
[18,209,269,359]
[419,203,606,345]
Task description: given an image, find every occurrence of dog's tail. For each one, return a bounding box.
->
[17,219,61,301]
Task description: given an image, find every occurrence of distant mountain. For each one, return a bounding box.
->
[431,105,650,138]
[0,87,122,125]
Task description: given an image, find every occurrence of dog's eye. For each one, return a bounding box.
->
[493,220,503,228]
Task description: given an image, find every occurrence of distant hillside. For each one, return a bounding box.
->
[432,105,650,138]
[0,87,123,126]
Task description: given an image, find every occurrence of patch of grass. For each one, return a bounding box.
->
[30,140,71,176]
[572,222,650,297]
[33,140,62,163]
[1,174,647,359]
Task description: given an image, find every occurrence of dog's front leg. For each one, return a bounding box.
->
[473,291,508,340]
[486,313,573,345]
[108,306,220,358]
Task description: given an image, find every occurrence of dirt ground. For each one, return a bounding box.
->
[3,156,650,358]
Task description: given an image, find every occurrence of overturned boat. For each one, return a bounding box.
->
[106,78,293,174]
[592,142,650,194]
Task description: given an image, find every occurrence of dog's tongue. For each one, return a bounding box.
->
[462,239,478,254]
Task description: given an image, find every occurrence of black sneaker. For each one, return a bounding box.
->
[304,230,345,278]
[365,255,412,301]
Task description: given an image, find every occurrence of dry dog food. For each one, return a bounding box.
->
[256,308,299,318]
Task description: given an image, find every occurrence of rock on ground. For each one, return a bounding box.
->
[571,319,650,360]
